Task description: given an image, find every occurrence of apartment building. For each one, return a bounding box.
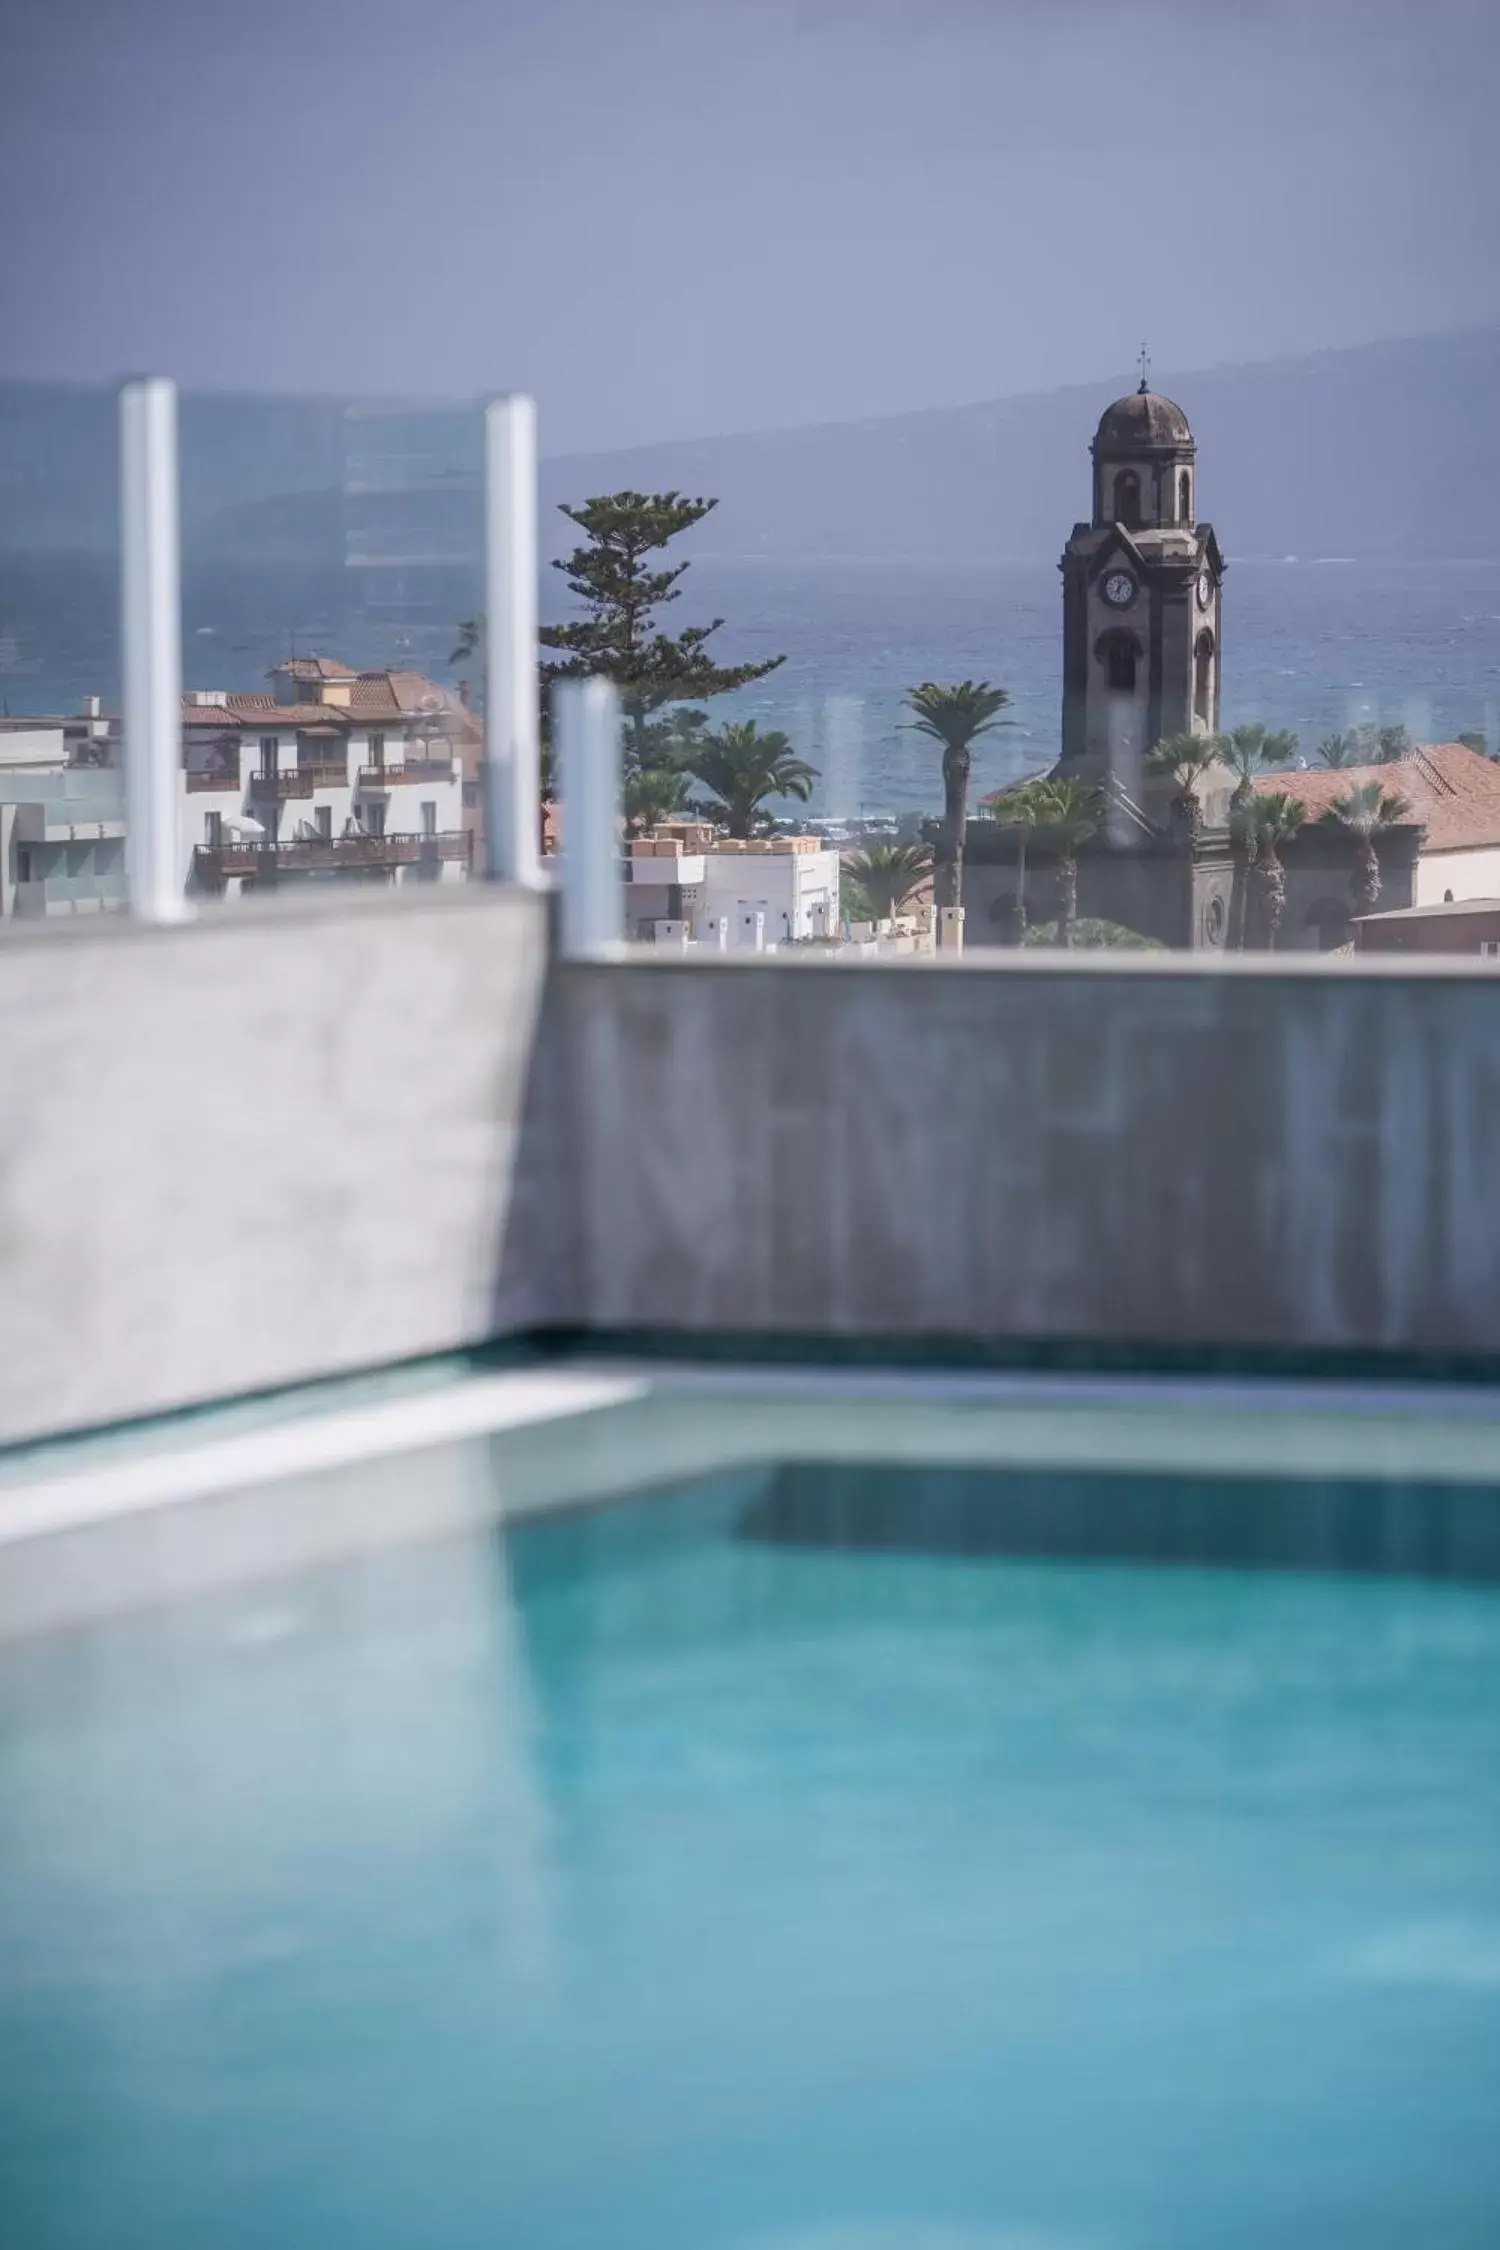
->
[1,659,480,917]
[182,656,477,896]
[0,721,127,919]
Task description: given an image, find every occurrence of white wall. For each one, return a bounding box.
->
[630,848,839,944]
[1414,845,1500,908]
[0,729,67,769]
[700,848,840,942]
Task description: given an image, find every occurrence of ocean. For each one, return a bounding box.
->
[699,557,1500,812]
[3,553,1498,814]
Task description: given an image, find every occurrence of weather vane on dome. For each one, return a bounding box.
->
[1137,342,1151,395]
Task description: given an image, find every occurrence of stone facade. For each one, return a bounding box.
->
[961,385,1428,952]
[958,822,1202,949]
[959,812,1423,955]
[1058,384,1225,809]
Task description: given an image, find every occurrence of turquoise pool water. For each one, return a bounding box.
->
[3,1456,1500,2248]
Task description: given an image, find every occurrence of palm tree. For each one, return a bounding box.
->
[1218,724,1299,806]
[1246,791,1306,949]
[1369,723,1412,764]
[986,778,1048,941]
[903,681,1014,914]
[625,760,692,837]
[842,841,933,924]
[1340,724,1421,769]
[1146,731,1221,840]
[681,722,817,838]
[1032,778,1105,948]
[1318,781,1412,915]
[618,708,711,837]
[1315,732,1363,769]
[1219,725,1297,949]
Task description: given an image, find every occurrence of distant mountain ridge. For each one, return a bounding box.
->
[541,328,1500,565]
[1,327,1496,565]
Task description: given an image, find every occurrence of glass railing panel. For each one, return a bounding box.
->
[177,386,486,910]
[0,379,126,926]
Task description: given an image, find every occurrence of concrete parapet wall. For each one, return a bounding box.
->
[555,952,1500,1359]
[5,901,1500,1446]
[0,887,551,1446]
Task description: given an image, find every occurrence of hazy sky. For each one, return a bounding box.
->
[2,0,1496,451]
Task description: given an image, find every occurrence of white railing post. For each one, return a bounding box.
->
[483,393,541,887]
[556,677,621,958]
[119,377,187,921]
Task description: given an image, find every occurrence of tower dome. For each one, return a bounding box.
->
[1087,381,1198,535]
[1093,390,1194,456]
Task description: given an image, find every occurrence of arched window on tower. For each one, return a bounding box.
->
[1097,629,1141,694]
[1113,471,1141,529]
[1194,629,1215,724]
[1178,470,1192,522]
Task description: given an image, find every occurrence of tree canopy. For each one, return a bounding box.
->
[903,680,1014,910]
[1219,724,1299,801]
[842,841,933,923]
[1319,780,1413,842]
[681,722,817,838]
[540,493,783,727]
[454,490,784,831]
[1023,917,1164,951]
[1147,731,1221,836]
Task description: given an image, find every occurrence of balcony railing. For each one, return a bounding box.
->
[356,757,458,787]
[249,764,350,798]
[185,768,240,793]
[195,831,471,879]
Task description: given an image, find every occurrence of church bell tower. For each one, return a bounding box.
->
[1058,364,1224,789]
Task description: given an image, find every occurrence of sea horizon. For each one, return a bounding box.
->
[3,553,1497,816]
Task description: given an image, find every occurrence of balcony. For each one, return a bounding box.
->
[185,767,240,794]
[249,764,350,799]
[194,830,471,879]
[356,757,458,787]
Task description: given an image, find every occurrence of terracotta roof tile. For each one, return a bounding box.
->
[222,697,352,727]
[178,669,474,737]
[347,677,401,717]
[386,670,445,715]
[271,655,358,680]
[348,672,479,740]
[1254,743,1500,854]
[350,670,459,716]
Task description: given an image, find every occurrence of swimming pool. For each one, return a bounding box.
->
[3,1373,1499,2247]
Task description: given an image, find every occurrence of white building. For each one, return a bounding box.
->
[0,726,70,771]
[626,824,840,947]
[180,657,478,898]
[0,719,127,920]
[2,660,480,918]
